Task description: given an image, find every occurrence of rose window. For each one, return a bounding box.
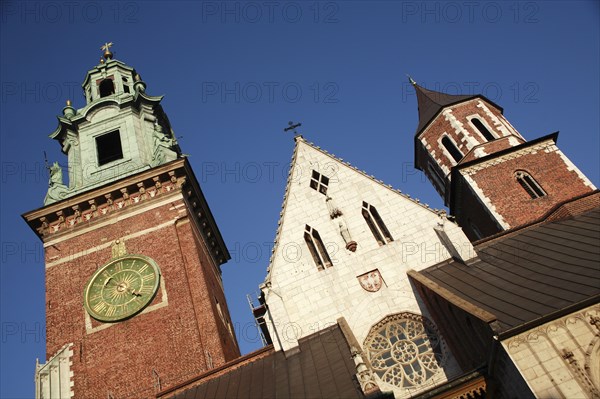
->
[364,313,447,389]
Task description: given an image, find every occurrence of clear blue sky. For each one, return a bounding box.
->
[1,1,599,397]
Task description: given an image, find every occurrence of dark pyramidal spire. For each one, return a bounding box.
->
[410,77,478,135]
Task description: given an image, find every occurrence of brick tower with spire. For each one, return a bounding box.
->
[410,79,597,240]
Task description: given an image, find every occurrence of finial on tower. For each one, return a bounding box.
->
[407,74,417,86]
[63,99,75,118]
[101,42,114,60]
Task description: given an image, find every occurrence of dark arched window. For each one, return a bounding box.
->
[515,170,546,199]
[304,225,332,270]
[471,118,495,141]
[441,136,463,163]
[99,79,115,97]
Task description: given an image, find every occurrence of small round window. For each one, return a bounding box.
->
[364,312,447,388]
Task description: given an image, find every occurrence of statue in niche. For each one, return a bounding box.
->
[44,162,70,205]
[326,196,357,252]
[151,121,178,167]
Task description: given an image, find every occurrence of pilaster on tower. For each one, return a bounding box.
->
[410,78,597,241]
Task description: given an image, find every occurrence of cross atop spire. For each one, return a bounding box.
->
[101,42,114,60]
[284,121,302,136]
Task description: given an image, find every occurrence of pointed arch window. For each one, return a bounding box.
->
[362,202,393,245]
[310,170,329,195]
[304,225,332,270]
[99,78,115,97]
[441,136,463,163]
[471,118,495,141]
[515,171,546,199]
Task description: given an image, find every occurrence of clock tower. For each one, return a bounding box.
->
[23,45,240,398]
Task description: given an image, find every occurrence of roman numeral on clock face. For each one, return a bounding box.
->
[105,305,116,317]
[139,285,154,294]
[93,302,107,313]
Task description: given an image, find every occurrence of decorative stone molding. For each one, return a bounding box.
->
[505,305,600,397]
[28,171,183,237]
[35,343,74,399]
[23,159,229,267]
[460,140,557,175]
[561,347,600,397]
[351,346,380,394]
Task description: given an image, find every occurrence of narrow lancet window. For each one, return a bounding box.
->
[309,170,329,195]
[515,171,546,199]
[304,225,332,270]
[362,202,393,245]
[471,118,495,141]
[441,136,463,163]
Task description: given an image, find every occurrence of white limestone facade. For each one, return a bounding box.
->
[503,304,600,398]
[35,343,74,399]
[261,137,476,397]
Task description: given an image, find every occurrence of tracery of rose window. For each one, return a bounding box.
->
[364,313,447,388]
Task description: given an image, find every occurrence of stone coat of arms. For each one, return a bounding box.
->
[358,270,383,292]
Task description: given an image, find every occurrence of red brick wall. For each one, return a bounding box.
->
[460,147,594,231]
[415,97,594,238]
[544,191,600,222]
[44,190,239,398]
[417,99,517,176]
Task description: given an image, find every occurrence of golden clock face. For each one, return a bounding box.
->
[83,254,161,322]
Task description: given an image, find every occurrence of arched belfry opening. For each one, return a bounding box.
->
[99,78,115,97]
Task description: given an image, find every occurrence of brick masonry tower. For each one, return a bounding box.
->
[23,45,239,398]
[411,78,597,241]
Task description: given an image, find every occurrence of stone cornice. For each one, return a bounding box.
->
[22,158,230,266]
[49,91,164,143]
[455,132,559,175]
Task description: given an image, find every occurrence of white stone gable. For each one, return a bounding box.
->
[262,138,474,365]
